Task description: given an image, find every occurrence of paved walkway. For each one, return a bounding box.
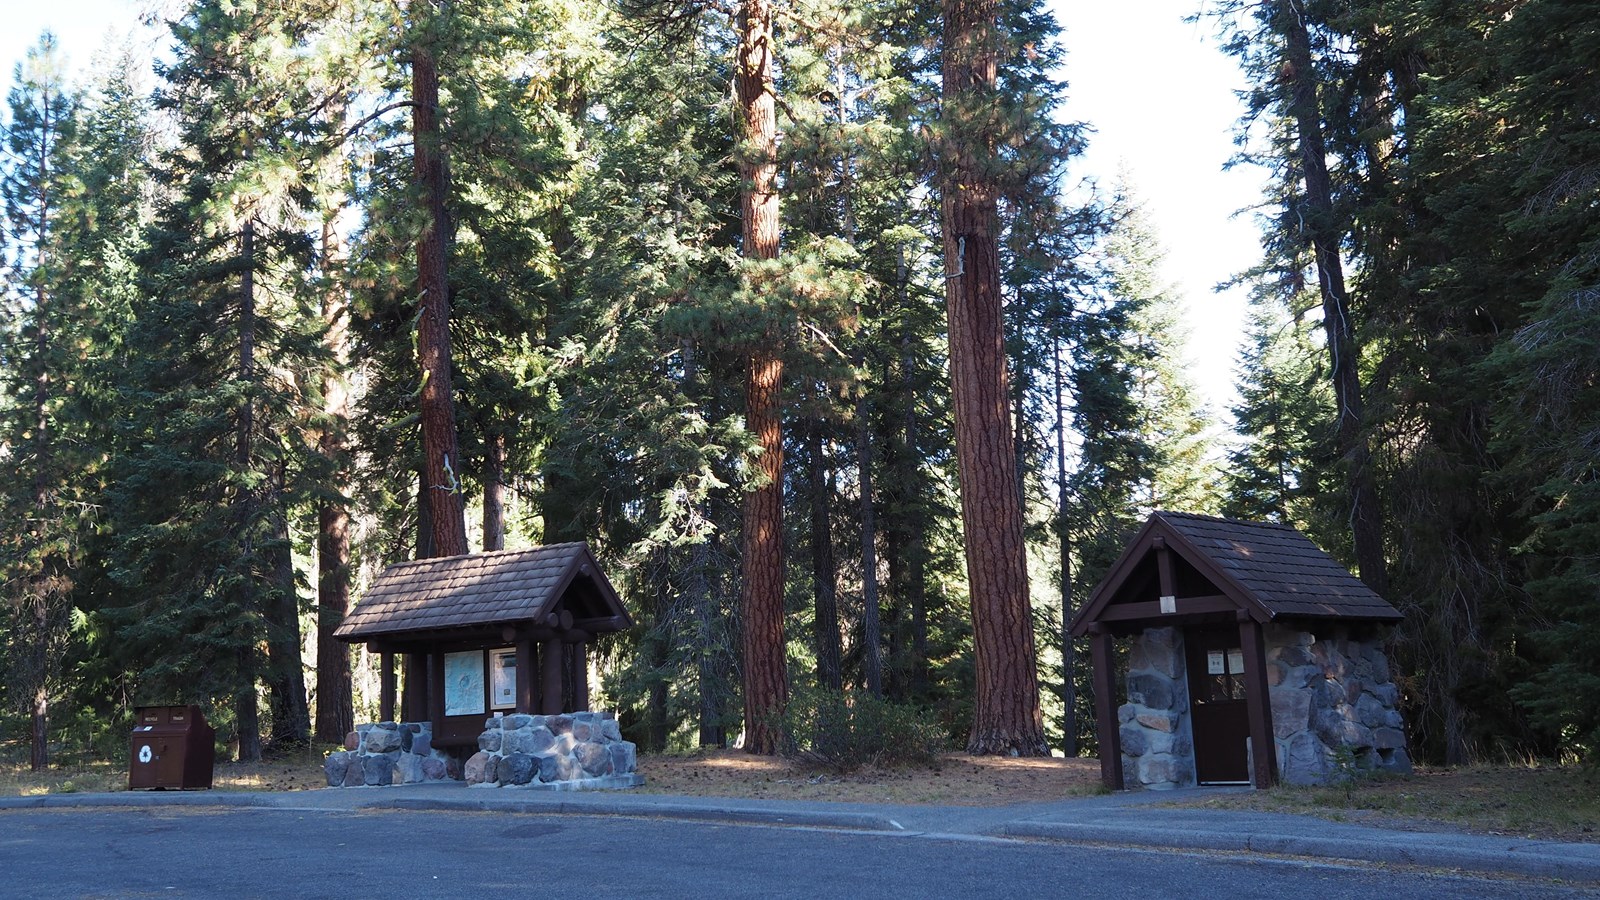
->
[4,781,1597,885]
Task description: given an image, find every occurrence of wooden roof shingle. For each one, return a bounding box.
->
[1071,511,1401,635]
[1157,512,1400,620]
[335,543,630,642]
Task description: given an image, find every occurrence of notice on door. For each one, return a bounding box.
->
[1207,650,1225,675]
[1228,649,1245,675]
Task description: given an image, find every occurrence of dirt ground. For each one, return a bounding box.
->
[634,750,1104,806]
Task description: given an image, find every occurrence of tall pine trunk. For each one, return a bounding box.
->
[1279,3,1388,595]
[315,218,353,744]
[412,17,468,560]
[896,251,931,697]
[735,0,788,755]
[940,0,1047,756]
[807,403,843,692]
[856,379,884,699]
[235,217,262,763]
[1053,343,1076,756]
[483,432,507,551]
[265,483,309,747]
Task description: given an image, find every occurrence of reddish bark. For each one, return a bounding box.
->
[741,352,788,753]
[734,0,789,755]
[941,0,1047,756]
[413,28,468,559]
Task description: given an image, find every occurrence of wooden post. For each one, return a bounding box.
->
[515,639,534,714]
[1237,611,1276,788]
[1089,625,1123,790]
[571,639,589,712]
[379,651,396,723]
[429,650,445,730]
[401,652,427,722]
[541,638,564,714]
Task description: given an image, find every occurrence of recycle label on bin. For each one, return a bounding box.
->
[138,744,152,764]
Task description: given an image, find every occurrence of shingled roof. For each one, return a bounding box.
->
[334,543,630,642]
[1071,511,1401,635]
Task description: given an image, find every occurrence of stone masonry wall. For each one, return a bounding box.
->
[1265,624,1411,784]
[323,721,464,787]
[1118,627,1197,790]
[465,711,642,790]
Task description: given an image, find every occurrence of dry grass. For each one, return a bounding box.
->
[1167,764,1600,844]
[2,749,1103,806]
[0,751,333,797]
[635,749,1105,806]
[9,744,1596,849]
[0,762,128,797]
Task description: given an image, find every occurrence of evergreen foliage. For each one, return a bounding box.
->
[7,0,1597,772]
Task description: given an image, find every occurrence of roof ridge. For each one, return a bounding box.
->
[1155,510,1299,531]
[381,543,588,569]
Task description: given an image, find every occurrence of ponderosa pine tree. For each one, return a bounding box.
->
[732,0,789,755]
[408,1,469,559]
[939,0,1046,756]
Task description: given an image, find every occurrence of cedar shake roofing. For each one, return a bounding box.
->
[1161,512,1400,619]
[1071,511,1401,635]
[334,543,631,642]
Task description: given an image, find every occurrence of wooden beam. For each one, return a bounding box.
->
[1089,626,1123,791]
[1238,611,1277,788]
[541,637,564,715]
[1154,536,1176,598]
[379,651,396,722]
[572,615,629,633]
[1095,595,1236,623]
[515,638,534,715]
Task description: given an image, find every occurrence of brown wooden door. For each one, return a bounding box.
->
[1187,628,1251,784]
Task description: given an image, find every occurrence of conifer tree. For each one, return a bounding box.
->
[102,0,335,759]
[939,0,1047,756]
[1223,288,1336,533]
[0,34,82,771]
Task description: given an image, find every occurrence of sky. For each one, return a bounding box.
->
[1052,0,1262,422]
[2,0,1263,419]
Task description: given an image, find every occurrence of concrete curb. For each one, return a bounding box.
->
[0,792,284,811]
[0,790,904,833]
[370,796,903,832]
[995,821,1600,884]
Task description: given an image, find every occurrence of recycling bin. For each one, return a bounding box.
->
[128,705,215,790]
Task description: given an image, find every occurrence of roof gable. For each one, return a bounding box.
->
[1070,512,1401,636]
[335,543,631,642]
